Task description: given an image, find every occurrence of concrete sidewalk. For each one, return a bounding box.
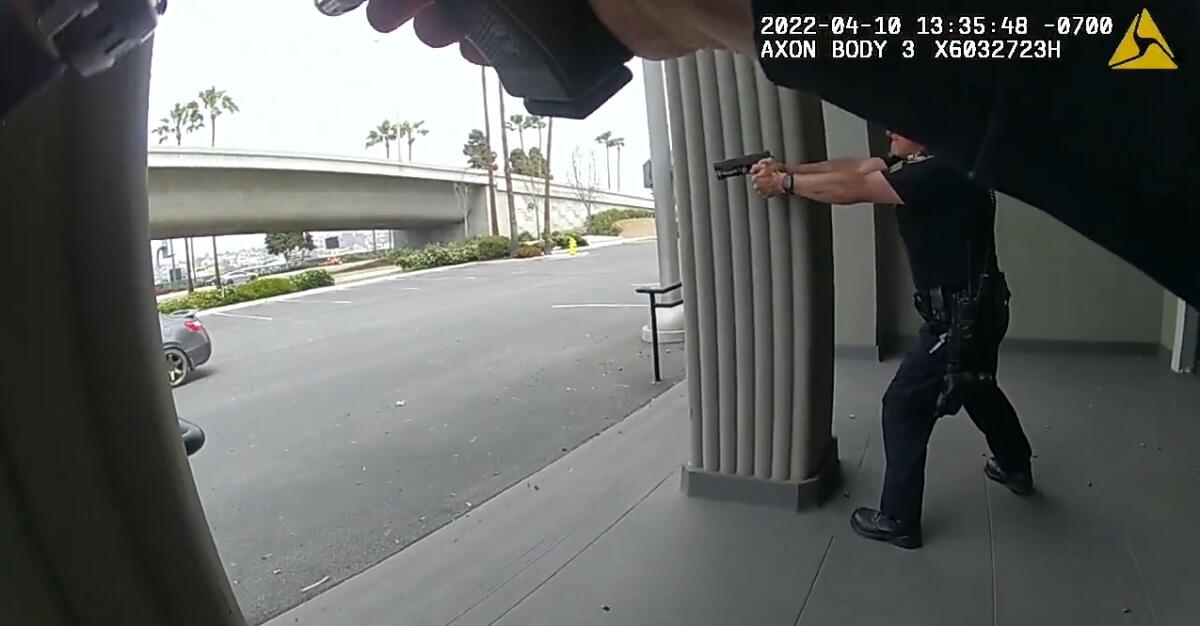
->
[267,349,1200,626]
[265,383,691,626]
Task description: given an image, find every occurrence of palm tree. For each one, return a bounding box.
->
[610,136,626,190]
[152,101,204,291]
[528,115,547,152]
[481,68,500,235]
[507,114,529,155]
[594,131,613,189]
[542,118,555,254]
[365,120,397,159]
[152,101,204,146]
[197,87,239,148]
[397,120,429,161]
[497,86,519,255]
[198,87,239,286]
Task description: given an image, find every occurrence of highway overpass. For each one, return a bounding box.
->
[147,147,654,243]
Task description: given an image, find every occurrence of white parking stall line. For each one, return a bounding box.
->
[551,304,645,309]
[210,311,273,321]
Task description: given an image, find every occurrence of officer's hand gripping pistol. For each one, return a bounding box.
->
[712,152,774,180]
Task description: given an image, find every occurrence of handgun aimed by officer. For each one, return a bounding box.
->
[748,132,1036,550]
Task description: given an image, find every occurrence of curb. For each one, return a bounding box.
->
[191,236,657,318]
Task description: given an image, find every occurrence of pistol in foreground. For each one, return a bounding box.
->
[713,152,774,180]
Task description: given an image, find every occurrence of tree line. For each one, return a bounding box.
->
[152,87,240,292]
[460,69,626,255]
[152,74,633,286]
[365,120,429,161]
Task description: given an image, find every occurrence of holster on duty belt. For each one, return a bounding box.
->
[915,265,1011,418]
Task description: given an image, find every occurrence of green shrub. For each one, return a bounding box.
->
[584,208,653,236]
[387,249,413,267]
[158,290,224,315]
[289,269,335,291]
[518,231,535,243]
[550,230,589,249]
[394,241,481,271]
[225,278,298,303]
[515,245,543,259]
[191,290,229,309]
[396,247,441,271]
[156,269,336,314]
[157,299,187,315]
[448,241,481,264]
[475,236,511,260]
[341,251,389,263]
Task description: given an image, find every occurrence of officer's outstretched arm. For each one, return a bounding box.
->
[782,157,884,175]
[790,170,902,206]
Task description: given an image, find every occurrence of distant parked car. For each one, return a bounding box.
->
[221,271,253,286]
[159,312,212,387]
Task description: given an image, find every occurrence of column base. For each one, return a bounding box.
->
[680,437,841,512]
[641,304,686,344]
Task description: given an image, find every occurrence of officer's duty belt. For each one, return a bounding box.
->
[914,286,964,326]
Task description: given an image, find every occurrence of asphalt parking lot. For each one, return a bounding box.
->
[173,241,686,624]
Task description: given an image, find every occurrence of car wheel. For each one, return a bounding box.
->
[164,347,191,387]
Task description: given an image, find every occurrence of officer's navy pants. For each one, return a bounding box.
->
[879,323,1033,528]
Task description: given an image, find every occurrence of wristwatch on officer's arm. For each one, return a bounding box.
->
[781,172,796,196]
[0,0,165,120]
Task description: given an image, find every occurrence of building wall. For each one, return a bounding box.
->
[822,103,878,356]
[873,207,921,349]
[993,194,1162,346]
[834,123,1164,353]
[490,174,654,238]
[1161,292,1180,351]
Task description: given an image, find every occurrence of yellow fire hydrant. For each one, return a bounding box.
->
[567,236,578,257]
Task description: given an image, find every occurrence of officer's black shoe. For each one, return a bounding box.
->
[850,507,922,550]
[984,457,1035,496]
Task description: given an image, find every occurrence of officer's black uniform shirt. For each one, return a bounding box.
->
[881,154,995,293]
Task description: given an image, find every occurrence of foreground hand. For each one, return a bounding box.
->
[365,0,756,63]
[748,157,785,177]
[752,170,786,198]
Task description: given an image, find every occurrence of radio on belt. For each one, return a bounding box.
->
[315,0,632,119]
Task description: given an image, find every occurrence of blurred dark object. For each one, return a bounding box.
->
[178,417,205,456]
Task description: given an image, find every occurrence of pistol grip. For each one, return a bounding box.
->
[449,0,633,119]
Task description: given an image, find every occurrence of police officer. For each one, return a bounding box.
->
[750,131,1034,550]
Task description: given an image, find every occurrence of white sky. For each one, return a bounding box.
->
[148,0,651,189]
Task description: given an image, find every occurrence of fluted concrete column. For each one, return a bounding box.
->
[641,60,685,345]
[671,53,839,510]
